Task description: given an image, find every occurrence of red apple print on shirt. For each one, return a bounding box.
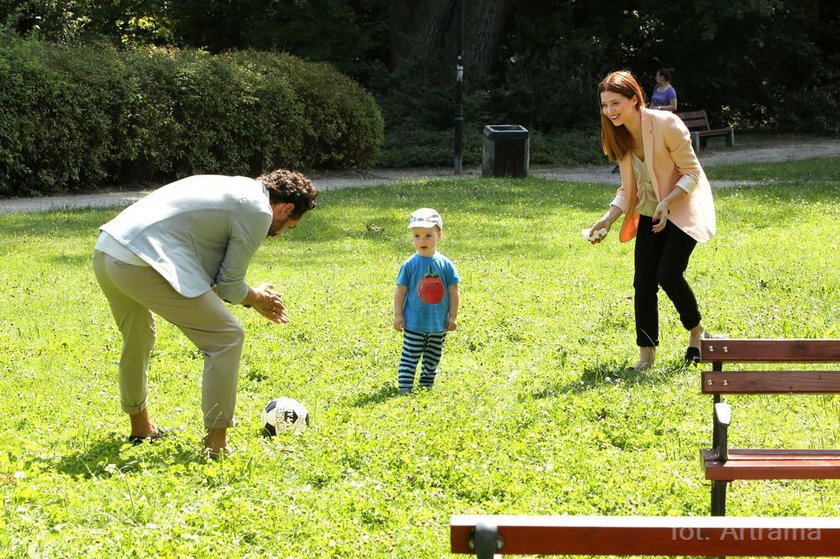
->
[418,265,445,304]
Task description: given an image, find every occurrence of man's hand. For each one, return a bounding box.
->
[245,283,288,323]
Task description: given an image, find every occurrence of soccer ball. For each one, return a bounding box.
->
[262,397,309,436]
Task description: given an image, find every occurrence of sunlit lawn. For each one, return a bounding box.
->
[0,157,838,557]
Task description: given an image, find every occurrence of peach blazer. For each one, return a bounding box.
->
[611,108,716,243]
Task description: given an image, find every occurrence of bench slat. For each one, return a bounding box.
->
[676,110,711,131]
[682,119,710,130]
[701,339,840,362]
[450,515,840,556]
[676,110,707,119]
[702,448,840,480]
[702,370,840,393]
[697,128,733,136]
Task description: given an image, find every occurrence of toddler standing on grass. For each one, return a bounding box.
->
[393,208,460,394]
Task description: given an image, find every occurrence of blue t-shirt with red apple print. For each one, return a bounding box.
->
[396,252,460,333]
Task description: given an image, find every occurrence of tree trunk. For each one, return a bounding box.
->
[464,0,511,79]
[388,0,510,81]
[389,0,455,66]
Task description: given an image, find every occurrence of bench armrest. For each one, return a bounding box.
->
[713,402,731,461]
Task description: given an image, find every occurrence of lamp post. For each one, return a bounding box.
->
[453,0,464,175]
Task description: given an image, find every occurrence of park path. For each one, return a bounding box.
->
[1,137,838,215]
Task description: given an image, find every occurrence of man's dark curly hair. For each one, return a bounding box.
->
[257,169,318,219]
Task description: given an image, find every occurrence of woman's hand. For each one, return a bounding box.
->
[589,205,622,244]
[652,200,670,233]
[588,219,611,244]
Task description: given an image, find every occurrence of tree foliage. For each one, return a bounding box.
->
[0,36,384,195]
[0,0,837,177]
[490,0,839,134]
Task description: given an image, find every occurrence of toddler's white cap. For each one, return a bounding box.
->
[408,208,443,229]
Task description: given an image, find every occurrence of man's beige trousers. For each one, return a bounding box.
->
[93,251,244,429]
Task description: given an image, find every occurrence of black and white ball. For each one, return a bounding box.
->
[262,397,309,436]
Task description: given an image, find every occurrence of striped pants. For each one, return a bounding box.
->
[397,330,447,393]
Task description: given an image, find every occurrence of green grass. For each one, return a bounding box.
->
[706,154,840,182]
[1,157,839,558]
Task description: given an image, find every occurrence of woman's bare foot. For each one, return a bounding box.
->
[634,346,656,371]
[689,324,705,349]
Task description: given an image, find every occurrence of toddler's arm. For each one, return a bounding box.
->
[446,284,460,331]
[393,285,407,331]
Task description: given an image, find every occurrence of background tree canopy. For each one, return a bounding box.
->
[2,0,838,168]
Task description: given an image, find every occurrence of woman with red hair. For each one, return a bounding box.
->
[587,70,716,371]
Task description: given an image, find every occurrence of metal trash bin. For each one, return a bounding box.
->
[481,124,529,178]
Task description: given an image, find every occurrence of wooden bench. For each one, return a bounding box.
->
[677,109,734,151]
[451,515,840,557]
[700,338,840,516]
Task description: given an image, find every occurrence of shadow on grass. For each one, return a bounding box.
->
[53,433,203,478]
[522,359,691,399]
[575,358,691,390]
[350,381,399,407]
[579,361,641,386]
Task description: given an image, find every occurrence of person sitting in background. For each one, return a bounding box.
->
[648,67,678,112]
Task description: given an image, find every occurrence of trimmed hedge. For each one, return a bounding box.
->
[0,37,384,196]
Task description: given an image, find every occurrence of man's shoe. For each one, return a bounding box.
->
[684,346,701,366]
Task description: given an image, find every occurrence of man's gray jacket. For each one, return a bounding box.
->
[99,175,272,304]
